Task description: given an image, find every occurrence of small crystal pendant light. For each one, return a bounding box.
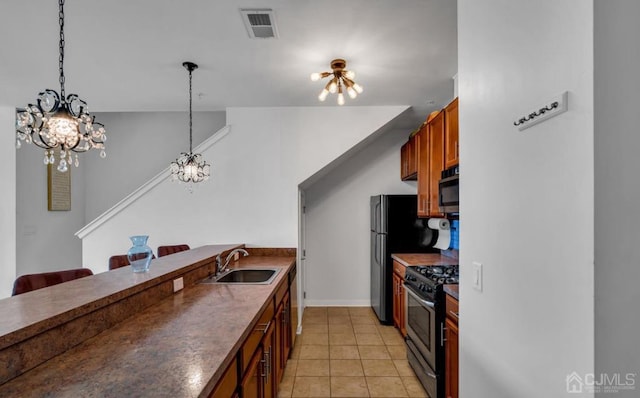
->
[169,62,211,189]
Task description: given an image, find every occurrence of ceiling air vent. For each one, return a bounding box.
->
[240,8,279,39]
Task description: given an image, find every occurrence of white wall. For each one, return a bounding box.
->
[594,1,640,395]
[16,139,86,276]
[80,106,408,273]
[304,128,416,306]
[1,107,16,298]
[458,1,594,397]
[85,111,226,221]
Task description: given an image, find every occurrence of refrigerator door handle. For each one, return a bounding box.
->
[379,234,386,268]
[374,201,381,233]
[374,234,379,265]
[379,196,387,234]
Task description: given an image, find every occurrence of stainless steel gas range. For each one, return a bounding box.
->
[404,264,459,398]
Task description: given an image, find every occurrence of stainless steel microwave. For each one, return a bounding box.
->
[438,166,459,213]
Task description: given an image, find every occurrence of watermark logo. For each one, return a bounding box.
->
[566,371,637,394]
[566,372,583,393]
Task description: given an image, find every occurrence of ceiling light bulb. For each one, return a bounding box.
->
[347,86,357,99]
[353,83,363,94]
[184,163,197,179]
[318,89,329,102]
[328,81,338,94]
[310,72,321,82]
[344,70,355,79]
[337,93,345,106]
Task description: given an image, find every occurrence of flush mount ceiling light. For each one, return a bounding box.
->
[311,59,363,105]
[170,62,211,187]
[15,0,106,173]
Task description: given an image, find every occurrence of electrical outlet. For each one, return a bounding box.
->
[472,262,483,292]
[173,277,184,292]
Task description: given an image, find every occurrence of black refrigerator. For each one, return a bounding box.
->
[370,194,435,324]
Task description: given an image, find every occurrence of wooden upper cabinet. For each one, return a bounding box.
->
[417,109,446,218]
[444,97,459,169]
[428,111,445,217]
[400,135,418,181]
[416,124,430,217]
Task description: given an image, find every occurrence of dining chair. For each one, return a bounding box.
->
[109,253,157,270]
[12,268,94,296]
[157,244,190,258]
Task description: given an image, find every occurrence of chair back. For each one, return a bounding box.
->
[108,255,129,270]
[157,244,190,258]
[109,253,157,270]
[12,268,94,296]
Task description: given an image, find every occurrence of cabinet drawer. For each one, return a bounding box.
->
[392,260,406,278]
[275,279,288,307]
[445,293,459,325]
[241,299,275,372]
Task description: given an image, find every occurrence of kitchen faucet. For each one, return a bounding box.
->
[216,248,249,275]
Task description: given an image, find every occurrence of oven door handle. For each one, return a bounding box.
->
[404,285,435,308]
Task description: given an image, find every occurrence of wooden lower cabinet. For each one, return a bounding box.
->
[445,294,459,398]
[239,281,292,398]
[213,271,294,398]
[241,346,263,398]
[392,261,406,337]
[275,292,292,384]
[241,311,276,398]
[262,320,276,398]
[209,358,238,398]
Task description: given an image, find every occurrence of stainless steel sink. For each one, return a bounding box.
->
[200,268,280,285]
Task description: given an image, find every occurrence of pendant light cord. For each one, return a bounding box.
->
[188,66,193,154]
[58,0,66,100]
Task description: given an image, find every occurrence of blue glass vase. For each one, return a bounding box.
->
[127,235,153,273]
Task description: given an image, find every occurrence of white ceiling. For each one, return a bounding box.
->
[0,0,457,126]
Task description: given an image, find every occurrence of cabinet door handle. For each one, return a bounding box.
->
[449,311,459,320]
[255,320,272,334]
[260,357,267,379]
[264,347,271,377]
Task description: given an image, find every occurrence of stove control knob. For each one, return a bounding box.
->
[418,283,425,291]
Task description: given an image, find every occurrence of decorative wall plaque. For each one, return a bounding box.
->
[47,150,71,211]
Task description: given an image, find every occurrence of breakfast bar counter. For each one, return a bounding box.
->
[0,246,296,397]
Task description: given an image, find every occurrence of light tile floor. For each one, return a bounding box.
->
[278,307,428,397]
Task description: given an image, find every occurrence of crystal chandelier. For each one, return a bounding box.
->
[15,0,106,173]
[311,59,363,105]
[170,62,211,185]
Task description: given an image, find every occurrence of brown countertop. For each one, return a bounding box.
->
[391,253,458,267]
[0,244,242,350]
[0,253,296,397]
[444,284,459,300]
